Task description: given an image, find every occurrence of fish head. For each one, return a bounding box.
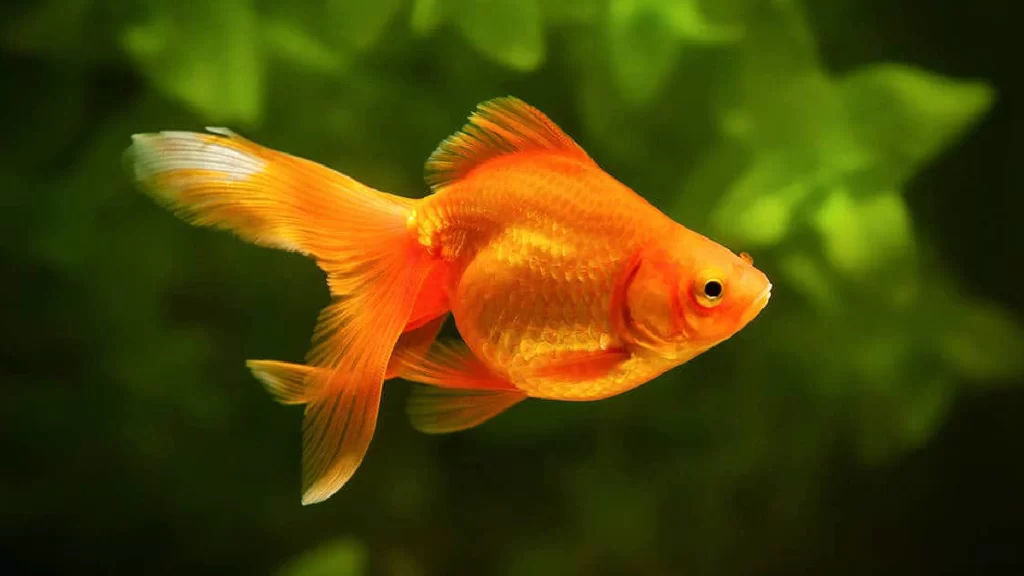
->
[621,230,771,362]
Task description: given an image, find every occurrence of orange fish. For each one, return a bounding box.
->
[128,97,771,504]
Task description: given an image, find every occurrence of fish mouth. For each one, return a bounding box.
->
[741,283,772,325]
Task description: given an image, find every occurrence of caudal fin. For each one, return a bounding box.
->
[247,359,385,504]
[128,127,417,254]
[128,128,437,504]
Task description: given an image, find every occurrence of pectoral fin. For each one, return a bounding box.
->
[525,349,631,382]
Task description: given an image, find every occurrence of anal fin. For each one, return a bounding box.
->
[407,385,525,434]
[394,339,525,434]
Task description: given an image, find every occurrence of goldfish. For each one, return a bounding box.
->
[127,97,771,504]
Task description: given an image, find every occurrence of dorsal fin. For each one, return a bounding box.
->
[424,96,594,190]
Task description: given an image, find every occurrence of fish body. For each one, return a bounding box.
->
[416,152,660,399]
[127,97,771,504]
[415,151,684,401]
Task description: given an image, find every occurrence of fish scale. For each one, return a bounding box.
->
[414,154,677,399]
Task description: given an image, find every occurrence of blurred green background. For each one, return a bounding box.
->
[2,0,1022,574]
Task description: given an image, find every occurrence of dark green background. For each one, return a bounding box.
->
[3,0,1021,574]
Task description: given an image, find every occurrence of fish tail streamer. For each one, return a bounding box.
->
[127,128,443,504]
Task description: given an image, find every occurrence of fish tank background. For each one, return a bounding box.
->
[2,0,1021,574]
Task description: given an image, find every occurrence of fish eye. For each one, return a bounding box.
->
[692,274,725,308]
[703,279,723,300]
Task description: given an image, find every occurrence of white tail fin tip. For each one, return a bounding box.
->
[128,131,266,183]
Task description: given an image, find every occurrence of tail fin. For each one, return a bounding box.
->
[128,127,417,255]
[128,128,433,504]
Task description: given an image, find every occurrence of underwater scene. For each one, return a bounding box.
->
[2,0,1021,574]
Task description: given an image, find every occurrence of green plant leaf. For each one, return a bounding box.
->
[122,0,264,125]
[733,72,855,155]
[567,31,647,164]
[854,377,955,465]
[542,0,601,25]
[778,251,841,314]
[840,63,996,185]
[900,377,956,451]
[456,0,544,71]
[607,0,737,106]
[940,300,1024,381]
[813,188,914,276]
[279,537,367,576]
[262,18,347,74]
[326,0,405,52]
[662,0,742,44]
[671,141,750,232]
[410,0,445,35]
[607,0,682,106]
[709,151,823,246]
[717,0,872,172]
